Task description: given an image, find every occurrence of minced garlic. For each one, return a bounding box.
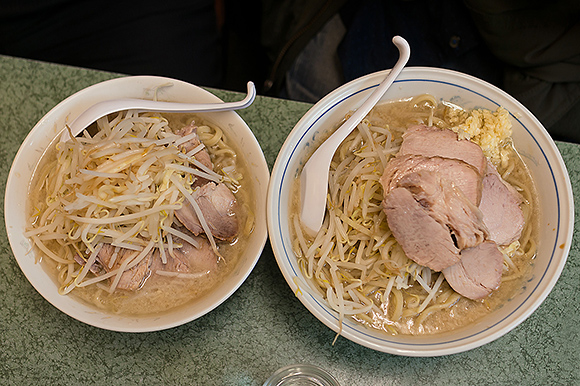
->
[450,107,512,165]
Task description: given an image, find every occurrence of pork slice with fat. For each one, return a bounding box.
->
[400,125,487,175]
[383,187,461,271]
[151,234,218,275]
[177,123,213,170]
[175,181,239,241]
[380,154,483,205]
[96,244,154,291]
[479,163,524,246]
[442,241,504,300]
[397,170,488,250]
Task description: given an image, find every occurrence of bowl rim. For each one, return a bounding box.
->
[5,75,269,332]
[267,66,574,356]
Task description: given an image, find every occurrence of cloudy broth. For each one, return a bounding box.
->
[28,112,255,316]
[291,97,539,335]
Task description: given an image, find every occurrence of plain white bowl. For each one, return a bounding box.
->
[267,67,574,356]
[5,76,269,332]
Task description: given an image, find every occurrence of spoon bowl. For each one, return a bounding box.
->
[299,36,410,234]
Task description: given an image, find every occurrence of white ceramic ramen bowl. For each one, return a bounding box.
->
[266,67,574,356]
[5,76,269,332]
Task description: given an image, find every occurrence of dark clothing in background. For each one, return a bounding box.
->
[260,0,348,96]
[260,0,502,97]
[261,0,580,143]
[1,0,579,142]
[0,0,223,88]
[337,0,503,87]
[464,0,580,143]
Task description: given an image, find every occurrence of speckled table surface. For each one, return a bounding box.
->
[1,55,579,386]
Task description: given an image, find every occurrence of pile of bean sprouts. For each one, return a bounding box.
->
[292,95,537,336]
[26,110,244,295]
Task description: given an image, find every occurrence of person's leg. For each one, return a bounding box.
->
[283,14,346,103]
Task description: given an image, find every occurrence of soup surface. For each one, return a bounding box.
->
[291,95,539,335]
[27,111,255,316]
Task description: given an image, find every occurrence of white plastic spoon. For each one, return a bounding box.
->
[60,81,256,142]
[299,36,411,235]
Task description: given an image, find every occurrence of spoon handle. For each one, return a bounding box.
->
[61,81,256,142]
[299,36,410,234]
[317,37,410,154]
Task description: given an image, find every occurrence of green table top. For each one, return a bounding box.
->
[1,55,579,385]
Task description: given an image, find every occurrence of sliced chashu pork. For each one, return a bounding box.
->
[479,162,524,246]
[175,181,239,241]
[177,123,213,170]
[151,234,218,275]
[381,125,525,299]
[442,241,504,299]
[96,244,154,291]
[383,187,461,271]
[381,154,487,271]
[81,231,218,291]
[381,154,483,206]
[396,170,488,250]
[399,125,487,176]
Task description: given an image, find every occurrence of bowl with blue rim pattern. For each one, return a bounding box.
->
[266,67,574,356]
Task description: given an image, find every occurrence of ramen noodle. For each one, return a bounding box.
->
[26,111,255,315]
[292,95,538,336]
